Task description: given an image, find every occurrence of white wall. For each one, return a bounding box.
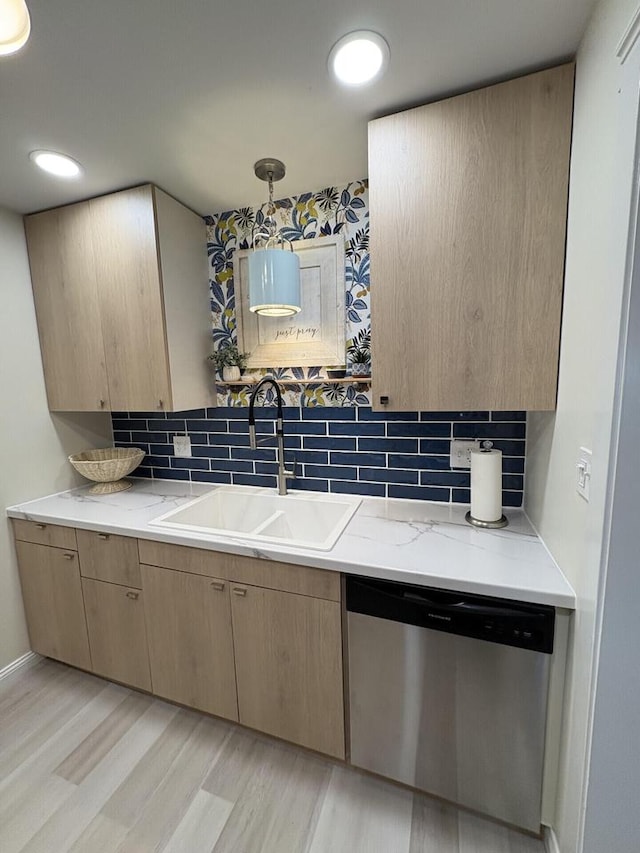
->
[525,0,640,850]
[581,117,640,850]
[0,206,112,670]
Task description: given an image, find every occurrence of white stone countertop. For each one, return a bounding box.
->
[6,479,575,609]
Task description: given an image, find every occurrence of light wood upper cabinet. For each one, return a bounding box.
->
[24,185,211,412]
[24,201,110,411]
[368,64,575,411]
[15,540,91,670]
[230,583,345,759]
[141,564,238,721]
[82,578,151,691]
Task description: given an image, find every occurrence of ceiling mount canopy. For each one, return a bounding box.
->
[249,158,301,318]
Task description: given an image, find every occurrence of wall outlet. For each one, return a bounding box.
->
[173,435,192,458]
[576,446,592,501]
[450,439,480,469]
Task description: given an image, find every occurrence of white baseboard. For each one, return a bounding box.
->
[544,826,561,853]
[0,651,40,682]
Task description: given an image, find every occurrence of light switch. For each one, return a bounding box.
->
[576,447,592,501]
[173,435,192,458]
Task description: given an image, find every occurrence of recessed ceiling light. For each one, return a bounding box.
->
[329,30,389,87]
[0,0,31,56]
[29,150,83,179]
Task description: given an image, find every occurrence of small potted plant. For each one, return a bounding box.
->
[209,343,248,382]
[347,329,371,378]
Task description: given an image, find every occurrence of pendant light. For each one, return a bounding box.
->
[0,0,31,56]
[249,158,301,317]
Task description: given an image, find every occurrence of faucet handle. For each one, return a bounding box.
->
[249,423,257,450]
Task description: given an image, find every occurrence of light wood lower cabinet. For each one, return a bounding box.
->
[230,583,345,759]
[15,541,91,670]
[14,525,346,760]
[82,578,151,691]
[140,564,238,721]
[77,529,141,588]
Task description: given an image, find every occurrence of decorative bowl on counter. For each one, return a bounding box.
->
[68,447,145,494]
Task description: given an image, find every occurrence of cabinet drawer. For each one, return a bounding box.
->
[77,529,141,588]
[12,519,77,550]
[137,539,340,601]
[82,578,151,691]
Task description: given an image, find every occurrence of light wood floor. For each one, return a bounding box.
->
[0,658,545,853]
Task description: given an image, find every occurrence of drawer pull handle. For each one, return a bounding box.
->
[35,523,47,530]
[99,399,105,408]
[97,533,110,540]
[158,399,164,409]
[63,553,74,560]
[232,587,247,597]
[126,591,139,600]
[211,581,225,591]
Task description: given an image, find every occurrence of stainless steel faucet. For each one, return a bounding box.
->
[248,377,295,496]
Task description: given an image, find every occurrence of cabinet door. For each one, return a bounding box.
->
[141,565,238,721]
[24,202,110,411]
[82,578,151,690]
[89,186,172,412]
[369,64,574,411]
[230,584,345,758]
[15,541,91,669]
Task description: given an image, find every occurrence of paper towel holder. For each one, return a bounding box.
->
[465,440,509,529]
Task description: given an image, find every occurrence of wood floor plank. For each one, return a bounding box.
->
[55,691,153,784]
[410,794,460,852]
[0,773,76,853]
[102,707,203,828]
[68,814,128,853]
[19,701,177,853]
[0,658,62,715]
[202,727,273,802]
[308,765,414,853]
[211,735,332,853]
[115,715,230,853]
[163,789,233,853]
[458,809,511,853]
[0,682,130,825]
[0,665,95,754]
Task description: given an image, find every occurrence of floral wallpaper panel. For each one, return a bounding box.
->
[205,180,371,406]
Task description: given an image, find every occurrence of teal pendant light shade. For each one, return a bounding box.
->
[249,158,301,317]
[249,248,301,317]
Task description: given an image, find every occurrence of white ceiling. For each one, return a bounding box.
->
[0,0,596,216]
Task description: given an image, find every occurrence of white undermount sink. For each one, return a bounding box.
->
[149,485,361,551]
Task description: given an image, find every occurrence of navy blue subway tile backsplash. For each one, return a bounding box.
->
[113,408,526,506]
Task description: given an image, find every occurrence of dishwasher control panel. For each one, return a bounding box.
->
[346,576,555,654]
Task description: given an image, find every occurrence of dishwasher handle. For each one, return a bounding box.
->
[401,590,534,621]
[346,576,555,654]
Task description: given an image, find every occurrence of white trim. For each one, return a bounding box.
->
[543,826,561,853]
[616,5,640,64]
[0,651,40,682]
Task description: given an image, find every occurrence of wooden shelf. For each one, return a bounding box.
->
[216,376,371,387]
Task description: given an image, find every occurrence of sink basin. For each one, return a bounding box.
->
[149,485,361,551]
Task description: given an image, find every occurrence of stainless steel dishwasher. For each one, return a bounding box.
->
[346,576,555,832]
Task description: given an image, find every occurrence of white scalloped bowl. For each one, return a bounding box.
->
[69,447,145,495]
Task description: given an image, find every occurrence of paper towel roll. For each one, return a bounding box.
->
[470,447,503,522]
